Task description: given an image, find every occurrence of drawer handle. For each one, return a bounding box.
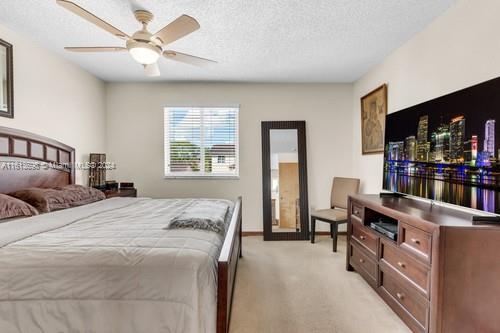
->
[410,238,421,245]
[354,210,360,215]
[396,292,405,300]
[359,258,365,263]
[397,261,406,268]
[359,235,366,240]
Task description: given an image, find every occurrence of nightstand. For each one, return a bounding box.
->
[103,188,137,198]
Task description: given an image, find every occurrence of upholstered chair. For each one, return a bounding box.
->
[310,177,360,252]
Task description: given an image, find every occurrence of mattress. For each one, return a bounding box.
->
[0,197,234,333]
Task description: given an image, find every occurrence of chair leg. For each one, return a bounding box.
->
[330,224,334,238]
[311,216,316,244]
[332,223,339,252]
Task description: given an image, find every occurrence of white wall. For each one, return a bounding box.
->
[106,83,353,231]
[0,23,106,184]
[352,0,500,193]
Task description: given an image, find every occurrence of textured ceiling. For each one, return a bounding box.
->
[0,0,456,82]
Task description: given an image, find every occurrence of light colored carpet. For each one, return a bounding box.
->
[229,236,410,333]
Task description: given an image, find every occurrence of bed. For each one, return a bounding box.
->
[0,126,242,333]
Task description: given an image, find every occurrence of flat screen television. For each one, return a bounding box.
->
[383,77,499,215]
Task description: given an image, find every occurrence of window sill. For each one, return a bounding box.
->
[164,175,240,180]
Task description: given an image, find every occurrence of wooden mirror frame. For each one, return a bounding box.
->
[0,39,13,119]
[261,121,309,241]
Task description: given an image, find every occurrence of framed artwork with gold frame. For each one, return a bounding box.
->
[360,84,387,154]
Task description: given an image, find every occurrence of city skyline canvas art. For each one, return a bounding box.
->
[383,77,499,214]
[361,84,387,154]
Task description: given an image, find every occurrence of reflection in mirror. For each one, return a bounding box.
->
[0,44,6,112]
[0,39,13,118]
[270,129,300,233]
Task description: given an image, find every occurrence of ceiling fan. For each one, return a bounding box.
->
[56,0,216,77]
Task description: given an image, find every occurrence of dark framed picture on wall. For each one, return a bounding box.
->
[360,84,387,154]
[0,38,13,119]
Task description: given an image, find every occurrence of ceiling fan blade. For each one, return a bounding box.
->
[144,63,160,77]
[163,50,216,67]
[64,47,127,52]
[153,15,200,45]
[56,0,129,40]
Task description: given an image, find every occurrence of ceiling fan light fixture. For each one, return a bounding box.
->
[57,0,216,77]
[144,63,160,77]
[127,41,161,65]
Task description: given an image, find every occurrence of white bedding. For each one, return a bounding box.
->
[0,197,234,333]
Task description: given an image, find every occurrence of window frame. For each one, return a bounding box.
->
[164,106,240,179]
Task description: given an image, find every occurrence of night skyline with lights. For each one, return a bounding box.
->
[383,76,500,214]
[385,77,500,162]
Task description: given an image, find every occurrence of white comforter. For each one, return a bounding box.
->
[0,197,233,333]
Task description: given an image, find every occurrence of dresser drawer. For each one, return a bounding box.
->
[350,241,377,284]
[351,202,363,220]
[380,268,429,332]
[380,239,430,297]
[399,223,432,262]
[352,222,378,256]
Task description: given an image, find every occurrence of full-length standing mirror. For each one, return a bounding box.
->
[262,121,309,240]
[0,39,13,119]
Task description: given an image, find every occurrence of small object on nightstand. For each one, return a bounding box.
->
[105,180,118,191]
[120,182,134,189]
[103,187,137,198]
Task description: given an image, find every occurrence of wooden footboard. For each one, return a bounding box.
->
[217,196,242,333]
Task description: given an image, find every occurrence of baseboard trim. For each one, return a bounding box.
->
[242,231,264,236]
[242,231,347,237]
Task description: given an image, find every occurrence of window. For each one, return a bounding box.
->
[164,107,239,178]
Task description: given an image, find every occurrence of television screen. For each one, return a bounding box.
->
[383,77,500,215]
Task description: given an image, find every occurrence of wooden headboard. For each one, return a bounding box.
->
[0,126,75,193]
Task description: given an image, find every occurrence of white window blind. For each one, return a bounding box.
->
[164,107,239,178]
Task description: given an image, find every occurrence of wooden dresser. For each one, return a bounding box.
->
[346,194,500,333]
